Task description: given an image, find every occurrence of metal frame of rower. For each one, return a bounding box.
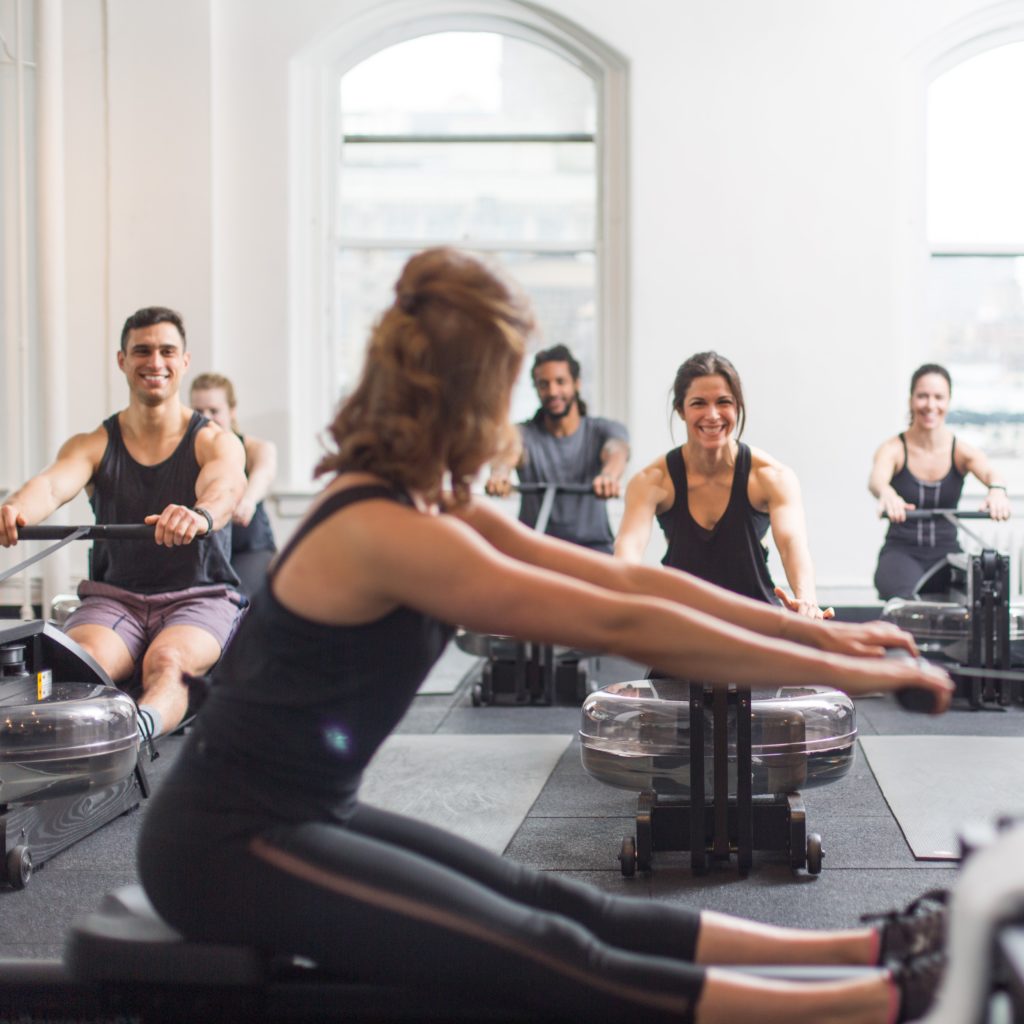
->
[963,550,1014,707]
[914,538,1017,708]
[0,620,150,889]
[467,482,597,707]
[619,682,821,877]
[0,525,167,888]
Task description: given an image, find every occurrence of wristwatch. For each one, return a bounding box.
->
[192,506,214,535]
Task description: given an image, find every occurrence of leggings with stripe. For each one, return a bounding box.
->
[138,750,705,1022]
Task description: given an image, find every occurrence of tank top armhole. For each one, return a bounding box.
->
[268,484,402,581]
[897,433,908,474]
[733,442,755,510]
[950,435,964,478]
[665,447,687,498]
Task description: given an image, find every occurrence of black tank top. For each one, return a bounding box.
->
[230,433,277,555]
[89,412,238,593]
[194,484,454,821]
[656,443,779,604]
[884,434,964,550]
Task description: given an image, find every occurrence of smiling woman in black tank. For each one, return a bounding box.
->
[616,351,830,619]
[657,443,776,603]
[869,364,1010,600]
[137,250,953,1024]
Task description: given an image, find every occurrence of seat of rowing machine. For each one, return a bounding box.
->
[65,885,263,985]
[66,884,877,996]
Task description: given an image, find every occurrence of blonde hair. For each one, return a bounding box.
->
[316,247,533,504]
[190,372,238,431]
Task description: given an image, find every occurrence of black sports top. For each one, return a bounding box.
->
[230,433,277,555]
[89,412,238,593]
[883,434,964,551]
[656,443,779,604]
[194,484,454,822]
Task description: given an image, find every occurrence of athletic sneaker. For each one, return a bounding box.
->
[863,888,949,963]
[891,951,946,1022]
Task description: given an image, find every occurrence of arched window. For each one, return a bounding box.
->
[288,2,627,484]
[927,39,1024,487]
[336,31,597,424]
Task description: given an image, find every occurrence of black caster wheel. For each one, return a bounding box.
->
[806,833,824,875]
[636,791,654,874]
[618,836,637,877]
[6,845,32,890]
[471,683,484,707]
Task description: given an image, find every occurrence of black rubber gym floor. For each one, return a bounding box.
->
[4,650,1018,960]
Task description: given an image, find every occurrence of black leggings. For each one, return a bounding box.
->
[874,543,957,600]
[138,749,705,1023]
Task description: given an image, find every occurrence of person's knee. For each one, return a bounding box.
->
[143,622,221,679]
[67,624,136,680]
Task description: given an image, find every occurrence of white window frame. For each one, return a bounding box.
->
[897,6,1024,369]
[287,0,628,487]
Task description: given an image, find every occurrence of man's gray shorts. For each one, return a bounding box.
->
[64,581,247,664]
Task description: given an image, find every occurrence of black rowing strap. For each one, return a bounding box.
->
[0,526,90,587]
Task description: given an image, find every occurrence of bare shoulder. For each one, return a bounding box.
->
[952,435,983,461]
[56,423,109,465]
[747,445,799,508]
[872,435,903,461]
[295,484,479,577]
[952,435,987,473]
[747,444,792,482]
[627,456,672,500]
[195,419,245,463]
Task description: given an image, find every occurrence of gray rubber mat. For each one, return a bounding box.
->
[859,735,1024,859]
[359,733,571,854]
[416,640,480,695]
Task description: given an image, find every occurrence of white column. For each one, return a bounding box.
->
[36,0,70,613]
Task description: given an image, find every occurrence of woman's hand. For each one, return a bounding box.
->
[837,653,953,713]
[982,487,1012,521]
[877,487,914,523]
[812,619,918,658]
[774,587,834,620]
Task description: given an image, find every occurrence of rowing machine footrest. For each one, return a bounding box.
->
[65,885,264,986]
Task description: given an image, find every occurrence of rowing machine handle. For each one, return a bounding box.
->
[18,524,160,541]
[883,509,992,521]
[885,649,947,714]
[515,482,599,495]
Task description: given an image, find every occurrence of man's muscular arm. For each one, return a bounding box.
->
[0,429,105,546]
[145,426,246,546]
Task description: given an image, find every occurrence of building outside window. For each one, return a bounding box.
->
[335,31,599,425]
[927,40,1024,489]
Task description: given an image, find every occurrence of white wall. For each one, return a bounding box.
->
[7,0,1023,597]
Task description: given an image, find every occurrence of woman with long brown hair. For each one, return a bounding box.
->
[139,248,950,1024]
[616,352,831,619]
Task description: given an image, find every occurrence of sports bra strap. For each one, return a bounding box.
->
[269,484,403,580]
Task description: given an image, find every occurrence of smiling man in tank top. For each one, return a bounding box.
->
[0,307,246,743]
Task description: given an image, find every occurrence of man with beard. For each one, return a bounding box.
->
[0,306,247,741]
[487,345,629,553]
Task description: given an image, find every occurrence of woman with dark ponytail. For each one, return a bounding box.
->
[869,363,1010,599]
